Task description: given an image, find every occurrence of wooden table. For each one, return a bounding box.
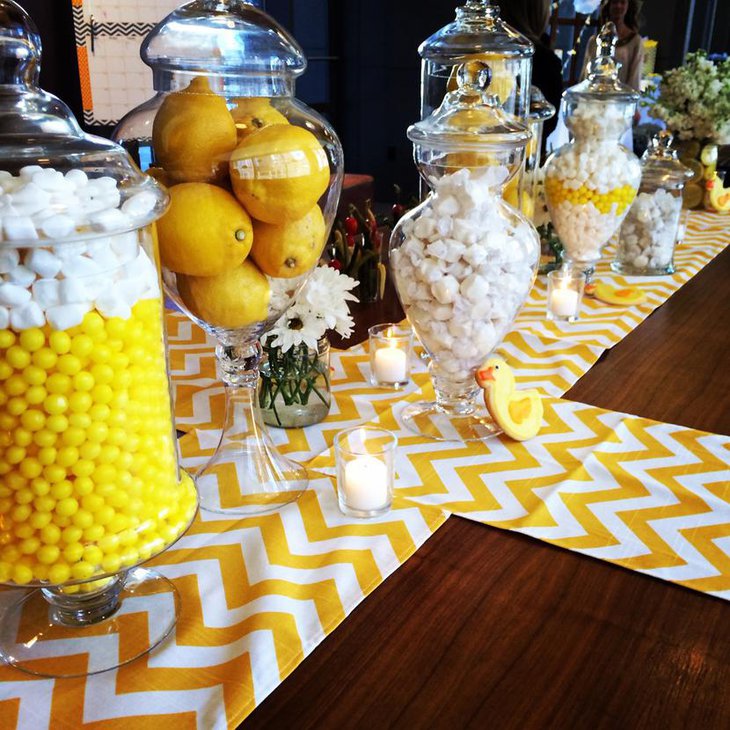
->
[246,247,730,728]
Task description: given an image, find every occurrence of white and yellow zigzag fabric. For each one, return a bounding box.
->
[310,394,730,598]
[0,477,446,729]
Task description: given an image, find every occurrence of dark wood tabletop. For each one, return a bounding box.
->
[246,245,730,729]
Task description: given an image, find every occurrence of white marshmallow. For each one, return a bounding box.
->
[25,248,62,278]
[7,265,36,287]
[59,277,89,304]
[0,249,19,273]
[60,255,101,279]
[121,191,158,218]
[88,207,131,232]
[41,214,76,239]
[95,292,131,319]
[4,216,37,241]
[10,301,44,330]
[0,282,31,306]
[46,303,90,331]
[31,278,61,308]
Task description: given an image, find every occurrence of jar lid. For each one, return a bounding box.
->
[419,0,533,63]
[528,85,555,122]
[408,61,530,152]
[142,0,305,95]
[564,22,639,104]
[641,130,694,184]
[0,0,167,246]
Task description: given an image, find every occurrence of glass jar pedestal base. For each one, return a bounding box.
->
[402,398,503,442]
[611,260,674,276]
[195,342,307,516]
[0,567,180,678]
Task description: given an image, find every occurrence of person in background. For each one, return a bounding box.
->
[582,0,644,92]
[496,0,562,143]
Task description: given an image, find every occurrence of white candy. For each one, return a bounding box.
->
[61,255,101,279]
[95,292,131,319]
[41,214,76,239]
[0,306,7,328]
[65,169,88,188]
[0,249,19,273]
[88,207,131,232]
[25,248,62,278]
[59,277,89,304]
[7,265,36,287]
[19,165,43,178]
[10,301,44,330]
[0,282,31,306]
[121,191,158,218]
[46,303,90,331]
[391,168,537,380]
[31,278,61,308]
[4,216,37,241]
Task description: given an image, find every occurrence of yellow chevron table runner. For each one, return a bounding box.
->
[309,393,730,599]
[0,476,446,728]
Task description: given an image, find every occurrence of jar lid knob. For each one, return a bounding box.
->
[587,22,620,82]
[0,0,42,87]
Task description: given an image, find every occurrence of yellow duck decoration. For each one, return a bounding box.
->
[475,357,544,441]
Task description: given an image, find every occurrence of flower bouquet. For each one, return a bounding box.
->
[259,266,358,428]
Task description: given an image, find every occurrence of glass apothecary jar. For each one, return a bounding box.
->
[0,0,197,677]
[543,22,641,278]
[613,131,692,276]
[419,0,533,122]
[114,0,343,517]
[389,63,540,442]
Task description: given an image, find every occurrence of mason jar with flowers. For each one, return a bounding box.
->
[259,265,358,428]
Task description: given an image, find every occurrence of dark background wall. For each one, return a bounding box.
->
[14,0,730,201]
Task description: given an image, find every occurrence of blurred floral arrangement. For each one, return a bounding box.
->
[647,51,730,144]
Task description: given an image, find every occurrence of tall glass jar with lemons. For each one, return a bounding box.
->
[114,0,344,517]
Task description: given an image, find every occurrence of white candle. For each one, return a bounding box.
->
[549,286,579,317]
[373,345,407,383]
[343,455,389,510]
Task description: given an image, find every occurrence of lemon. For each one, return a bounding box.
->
[177,260,270,329]
[156,183,253,276]
[229,124,330,224]
[681,158,703,184]
[152,76,237,184]
[251,204,325,278]
[231,97,289,142]
[683,181,704,209]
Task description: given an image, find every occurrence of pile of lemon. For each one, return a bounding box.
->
[151,78,330,329]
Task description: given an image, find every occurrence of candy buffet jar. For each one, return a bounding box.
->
[0,0,197,677]
[612,131,692,276]
[390,63,539,442]
[114,0,343,516]
[419,0,533,122]
[543,23,640,278]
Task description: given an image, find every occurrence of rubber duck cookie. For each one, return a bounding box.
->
[475,357,543,441]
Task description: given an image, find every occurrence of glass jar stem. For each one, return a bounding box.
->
[194,341,307,515]
[41,575,124,626]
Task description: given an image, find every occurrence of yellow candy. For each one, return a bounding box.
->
[0,301,196,586]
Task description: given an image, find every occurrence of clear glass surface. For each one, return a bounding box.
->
[419,0,533,121]
[613,131,693,276]
[0,0,196,677]
[114,0,344,516]
[391,68,539,442]
[543,22,641,279]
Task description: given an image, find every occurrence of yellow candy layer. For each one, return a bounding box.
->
[545,179,636,215]
[0,299,197,586]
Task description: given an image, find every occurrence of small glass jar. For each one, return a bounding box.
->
[543,23,641,278]
[613,132,693,275]
[389,62,539,442]
[419,0,533,122]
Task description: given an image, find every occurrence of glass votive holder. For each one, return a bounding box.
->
[369,323,412,388]
[335,426,397,518]
[546,268,586,322]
